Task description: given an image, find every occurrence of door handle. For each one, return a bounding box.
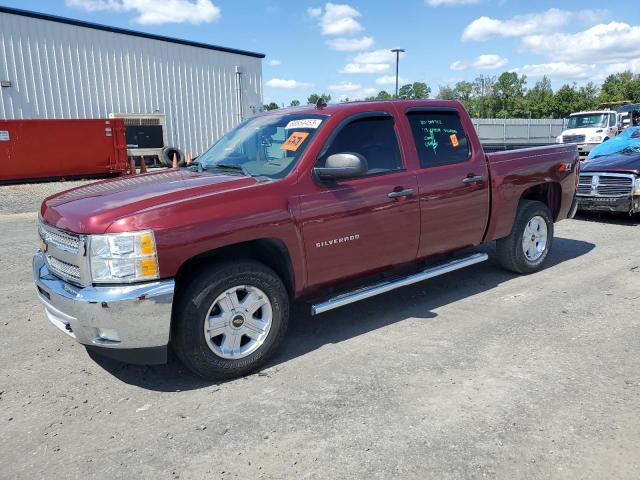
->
[462,175,483,184]
[388,188,415,199]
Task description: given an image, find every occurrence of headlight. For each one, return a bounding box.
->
[634,177,640,195]
[588,136,602,142]
[88,230,159,283]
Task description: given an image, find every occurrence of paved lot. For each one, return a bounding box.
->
[1,182,639,479]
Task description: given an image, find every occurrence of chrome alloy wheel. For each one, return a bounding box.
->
[522,215,548,261]
[203,285,273,360]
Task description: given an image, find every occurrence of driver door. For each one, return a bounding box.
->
[296,112,421,289]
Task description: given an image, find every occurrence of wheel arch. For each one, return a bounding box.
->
[174,238,296,298]
[519,181,562,221]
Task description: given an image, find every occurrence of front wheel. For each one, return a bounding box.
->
[496,200,554,274]
[172,260,289,380]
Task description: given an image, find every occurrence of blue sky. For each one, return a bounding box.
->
[2,0,640,105]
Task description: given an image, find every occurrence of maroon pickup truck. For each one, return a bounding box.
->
[34,100,579,379]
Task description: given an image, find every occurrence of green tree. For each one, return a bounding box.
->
[493,72,528,117]
[307,93,331,105]
[289,99,300,107]
[526,76,554,118]
[551,84,579,118]
[599,71,634,103]
[472,75,496,118]
[436,85,456,100]
[453,80,475,114]
[398,82,431,99]
[376,90,392,100]
[575,82,599,111]
[263,102,279,111]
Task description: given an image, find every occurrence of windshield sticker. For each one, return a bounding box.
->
[285,119,323,130]
[281,131,310,151]
[450,133,459,148]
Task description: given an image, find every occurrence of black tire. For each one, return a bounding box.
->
[160,146,185,167]
[172,260,289,380]
[496,200,554,274]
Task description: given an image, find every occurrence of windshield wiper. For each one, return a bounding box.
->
[212,163,250,176]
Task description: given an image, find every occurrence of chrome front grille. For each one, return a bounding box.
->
[577,173,634,197]
[563,134,586,143]
[46,255,82,281]
[38,223,81,253]
[38,222,88,285]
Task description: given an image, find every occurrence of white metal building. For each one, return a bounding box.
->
[0,6,264,155]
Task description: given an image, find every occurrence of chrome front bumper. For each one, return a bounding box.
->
[33,251,175,364]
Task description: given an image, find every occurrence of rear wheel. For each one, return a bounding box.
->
[496,200,554,274]
[172,260,289,380]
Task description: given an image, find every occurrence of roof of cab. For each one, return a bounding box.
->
[261,99,464,117]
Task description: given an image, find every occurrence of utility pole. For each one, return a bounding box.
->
[391,48,405,98]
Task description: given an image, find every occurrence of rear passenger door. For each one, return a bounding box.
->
[404,108,490,258]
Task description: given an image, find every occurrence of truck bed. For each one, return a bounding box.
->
[484,144,578,241]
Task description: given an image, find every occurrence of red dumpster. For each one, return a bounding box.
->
[0,119,128,183]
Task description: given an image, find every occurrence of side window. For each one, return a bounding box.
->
[407,111,470,168]
[319,116,403,175]
[610,113,617,127]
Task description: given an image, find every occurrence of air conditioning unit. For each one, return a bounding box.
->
[108,112,167,159]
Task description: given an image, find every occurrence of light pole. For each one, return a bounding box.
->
[390,48,404,98]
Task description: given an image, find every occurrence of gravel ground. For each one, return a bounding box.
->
[1,181,639,479]
[0,180,93,215]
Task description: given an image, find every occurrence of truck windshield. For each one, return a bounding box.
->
[196,113,327,179]
[567,114,608,129]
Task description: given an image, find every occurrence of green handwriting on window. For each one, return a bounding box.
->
[424,128,439,155]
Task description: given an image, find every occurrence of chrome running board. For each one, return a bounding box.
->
[310,253,488,315]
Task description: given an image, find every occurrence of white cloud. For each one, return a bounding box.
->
[450,60,467,71]
[521,22,640,64]
[472,54,508,69]
[462,8,571,41]
[66,0,221,25]
[338,48,403,74]
[326,36,374,51]
[329,83,377,100]
[376,75,409,85]
[353,49,404,64]
[266,78,313,89]
[600,59,640,76]
[425,0,480,6]
[268,59,281,66]
[450,55,507,71]
[339,63,390,74]
[512,62,597,80]
[309,2,364,36]
[328,81,363,93]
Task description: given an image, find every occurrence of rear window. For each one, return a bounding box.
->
[407,111,470,168]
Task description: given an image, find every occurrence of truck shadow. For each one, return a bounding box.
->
[90,236,595,391]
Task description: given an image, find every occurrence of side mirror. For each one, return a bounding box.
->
[314,153,368,180]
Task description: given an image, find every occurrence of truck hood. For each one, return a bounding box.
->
[581,151,640,175]
[41,169,257,233]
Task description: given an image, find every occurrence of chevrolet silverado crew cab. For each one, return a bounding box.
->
[557,110,619,157]
[34,100,579,379]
